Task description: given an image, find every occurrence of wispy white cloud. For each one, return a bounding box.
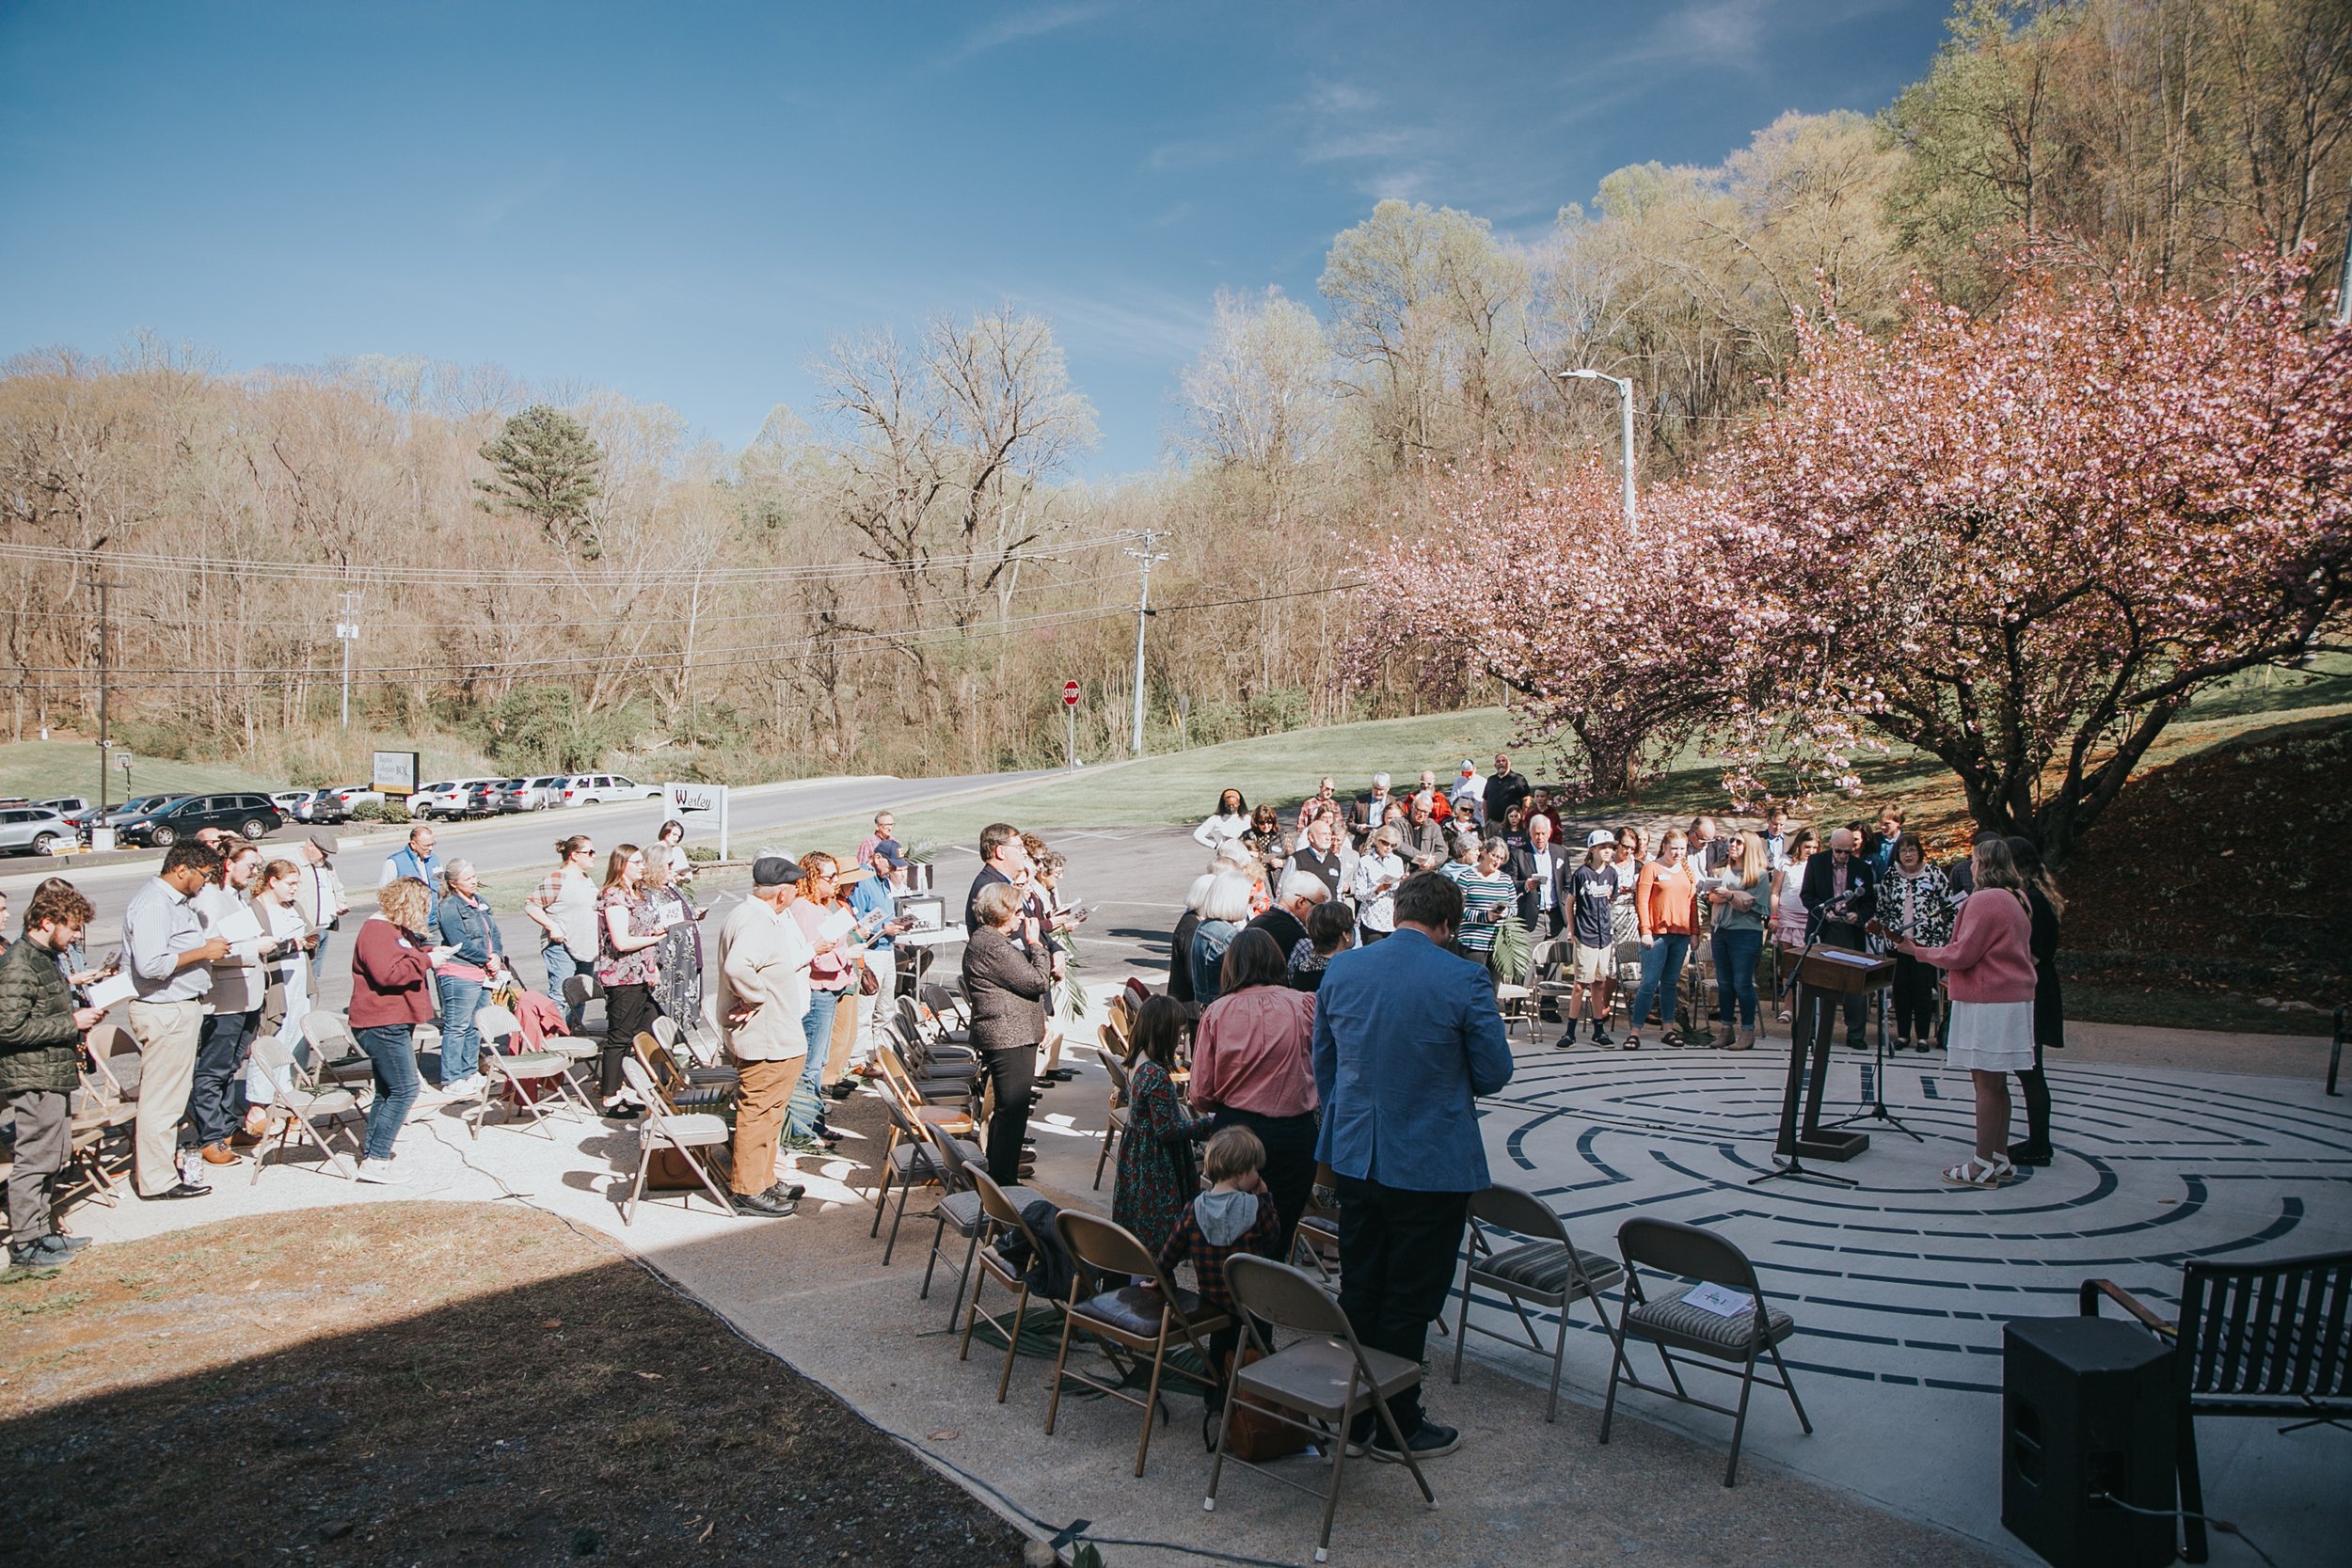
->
[935,1,1112,68]
[1011,283,1211,363]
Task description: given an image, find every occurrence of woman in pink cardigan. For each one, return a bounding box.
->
[1884,837,2039,1188]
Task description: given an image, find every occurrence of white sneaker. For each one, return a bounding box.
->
[440,1073,487,1099]
[356,1158,410,1186]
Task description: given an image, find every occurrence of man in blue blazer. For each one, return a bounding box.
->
[1312,870,1515,1460]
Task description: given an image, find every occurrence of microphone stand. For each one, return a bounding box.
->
[1826,928,1920,1142]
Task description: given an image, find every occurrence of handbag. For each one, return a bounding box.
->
[857,959,881,997]
[1210,1343,1311,1462]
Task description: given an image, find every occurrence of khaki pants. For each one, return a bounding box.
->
[822,984,861,1085]
[127,998,203,1196]
[730,1055,801,1196]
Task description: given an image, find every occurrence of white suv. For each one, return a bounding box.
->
[560,773,663,806]
[409,779,497,819]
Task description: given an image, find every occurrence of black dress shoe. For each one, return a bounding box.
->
[142,1180,212,1200]
[826,1078,857,1100]
[2007,1141,2054,1167]
[731,1190,799,1217]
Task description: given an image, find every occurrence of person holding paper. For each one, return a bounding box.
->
[190,840,270,1167]
[124,841,230,1200]
[594,845,666,1119]
[245,858,318,1130]
[349,878,448,1183]
[0,880,106,1272]
[785,852,855,1147]
[431,859,507,1097]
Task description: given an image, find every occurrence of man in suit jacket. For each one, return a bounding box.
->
[1312,871,1514,1461]
[1284,813,1352,905]
[1799,828,1880,1046]
[1506,815,1572,935]
[962,821,1028,934]
[1346,774,1395,848]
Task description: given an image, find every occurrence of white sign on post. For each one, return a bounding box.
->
[661,783,730,861]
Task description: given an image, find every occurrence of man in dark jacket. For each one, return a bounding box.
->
[1506,816,1571,936]
[1798,828,1880,1047]
[1482,753,1531,827]
[0,880,104,1272]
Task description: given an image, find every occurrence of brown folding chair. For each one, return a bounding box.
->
[1091,1041,1132,1191]
[1600,1216,1812,1485]
[61,1022,141,1205]
[1045,1211,1230,1477]
[615,1055,736,1225]
[871,1077,979,1264]
[917,1122,1039,1328]
[954,1163,1059,1402]
[1206,1254,1437,1562]
[1451,1182,1624,1422]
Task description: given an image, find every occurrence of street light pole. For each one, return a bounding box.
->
[1559,369,1637,540]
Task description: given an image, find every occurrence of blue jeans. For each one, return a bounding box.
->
[1712,927,1762,1029]
[545,945,593,1032]
[191,1009,258,1147]
[356,1023,420,1161]
[436,974,485,1084]
[309,930,333,988]
[1628,934,1691,1037]
[787,990,842,1138]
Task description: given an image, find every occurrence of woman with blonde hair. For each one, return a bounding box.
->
[1887,837,2039,1188]
[1701,831,1770,1050]
[348,877,447,1182]
[786,851,854,1146]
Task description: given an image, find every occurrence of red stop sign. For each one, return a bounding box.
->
[1061,680,1081,706]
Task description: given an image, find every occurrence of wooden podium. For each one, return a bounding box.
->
[1773,946,1896,1164]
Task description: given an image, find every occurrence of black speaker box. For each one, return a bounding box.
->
[2002,1316,2177,1568]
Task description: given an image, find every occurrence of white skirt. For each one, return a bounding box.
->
[1946,1000,2036,1072]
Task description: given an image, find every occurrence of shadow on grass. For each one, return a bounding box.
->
[0,1204,1029,1568]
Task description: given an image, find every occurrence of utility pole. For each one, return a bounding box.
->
[84,537,113,815]
[335,590,362,728]
[1123,529,1168,758]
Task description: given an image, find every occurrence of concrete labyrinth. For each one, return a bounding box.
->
[1460,1043,2352,1563]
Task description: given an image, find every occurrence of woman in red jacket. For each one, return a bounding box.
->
[1886,837,2040,1189]
[348,877,449,1184]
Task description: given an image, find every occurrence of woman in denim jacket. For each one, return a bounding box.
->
[432,860,507,1094]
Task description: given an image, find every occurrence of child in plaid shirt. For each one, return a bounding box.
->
[1156,1125,1285,1403]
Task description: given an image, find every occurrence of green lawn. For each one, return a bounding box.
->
[0,742,288,807]
[781,706,1525,857]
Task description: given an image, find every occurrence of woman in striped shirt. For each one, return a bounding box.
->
[1447,837,1518,967]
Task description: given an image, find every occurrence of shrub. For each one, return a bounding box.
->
[352,800,411,824]
[683,844,719,863]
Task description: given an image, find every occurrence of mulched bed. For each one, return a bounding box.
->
[0,1203,1033,1567]
[2063,714,2352,1008]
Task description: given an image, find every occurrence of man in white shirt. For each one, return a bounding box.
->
[1508,816,1569,939]
[1448,759,1486,824]
[123,842,231,1199]
[189,841,270,1168]
[714,854,814,1217]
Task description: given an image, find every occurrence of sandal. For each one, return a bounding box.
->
[1621,1033,1642,1052]
[1942,1155,2013,1188]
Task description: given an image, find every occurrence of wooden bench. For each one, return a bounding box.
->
[2079,1249,2352,1562]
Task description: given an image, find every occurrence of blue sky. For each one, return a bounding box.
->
[0,1,1951,475]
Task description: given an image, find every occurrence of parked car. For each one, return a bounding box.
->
[300,788,349,824]
[560,773,664,806]
[519,775,568,810]
[457,779,522,816]
[100,794,178,829]
[269,790,311,818]
[322,784,383,815]
[410,779,501,819]
[115,791,284,847]
[0,806,74,858]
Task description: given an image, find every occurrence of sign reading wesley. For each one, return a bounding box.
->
[371,751,421,797]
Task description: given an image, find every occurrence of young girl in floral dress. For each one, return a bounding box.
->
[1112,995,1208,1253]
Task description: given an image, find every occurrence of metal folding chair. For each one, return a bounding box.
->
[1451,1182,1623,1421]
[954,1163,1058,1402]
[615,1055,736,1224]
[246,1033,364,1181]
[467,1002,592,1137]
[1206,1254,1437,1561]
[918,1122,1039,1328]
[1600,1216,1812,1485]
[1045,1210,1230,1478]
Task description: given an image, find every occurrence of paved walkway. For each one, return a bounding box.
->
[52,982,2348,1568]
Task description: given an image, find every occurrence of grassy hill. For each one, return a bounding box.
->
[0,743,287,806]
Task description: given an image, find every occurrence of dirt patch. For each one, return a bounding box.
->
[0,1202,1032,1567]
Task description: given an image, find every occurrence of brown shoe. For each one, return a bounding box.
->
[229,1128,264,1148]
[199,1141,242,1165]
[1727,1029,1755,1052]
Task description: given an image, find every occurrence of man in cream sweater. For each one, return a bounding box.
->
[712,854,814,1217]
